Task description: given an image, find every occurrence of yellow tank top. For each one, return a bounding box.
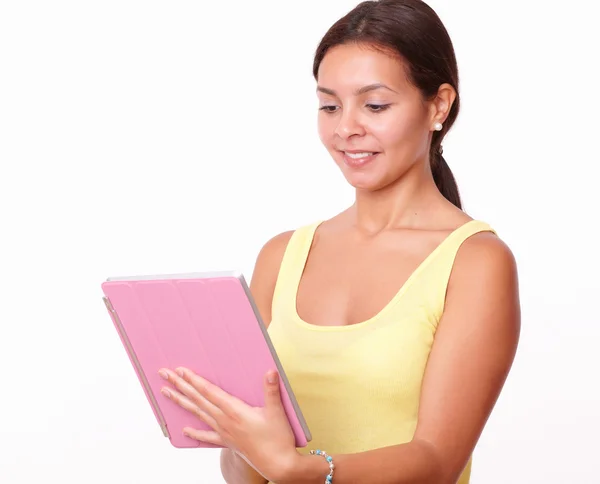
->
[267,219,496,484]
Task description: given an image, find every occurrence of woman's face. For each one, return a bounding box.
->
[316,43,436,192]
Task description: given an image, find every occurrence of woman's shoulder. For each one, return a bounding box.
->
[440,207,514,270]
[248,230,296,327]
[413,207,515,288]
[455,227,516,278]
[447,216,518,308]
[252,230,296,281]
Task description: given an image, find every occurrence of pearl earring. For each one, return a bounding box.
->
[434,122,443,131]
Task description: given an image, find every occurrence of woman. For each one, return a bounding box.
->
[157,0,521,482]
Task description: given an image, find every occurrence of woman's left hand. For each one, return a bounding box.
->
[157,366,301,482]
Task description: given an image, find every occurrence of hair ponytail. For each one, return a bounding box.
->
[431,150,461,209]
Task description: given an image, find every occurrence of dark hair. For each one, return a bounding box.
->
[313,0,462,209]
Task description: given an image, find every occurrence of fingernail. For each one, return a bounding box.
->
[161,388,171,398]
[158,370,168,380]
[267,371,277,383]
[175,368,184,377]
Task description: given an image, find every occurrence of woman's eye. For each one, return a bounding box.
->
[367,104,391,112]
[319,105,338,113]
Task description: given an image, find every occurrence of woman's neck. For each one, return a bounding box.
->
[349,169,445,235]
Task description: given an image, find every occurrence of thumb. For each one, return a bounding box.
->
[264,369,283,409]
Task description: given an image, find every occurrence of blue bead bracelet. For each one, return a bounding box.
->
[309,449,335,483]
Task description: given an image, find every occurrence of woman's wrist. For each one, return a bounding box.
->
[219,449,238,481]
[220,449,266,484]
[277,452,332,484]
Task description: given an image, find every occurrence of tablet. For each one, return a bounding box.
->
[100,270,311,449]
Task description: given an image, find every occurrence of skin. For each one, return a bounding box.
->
[158,42,521,483]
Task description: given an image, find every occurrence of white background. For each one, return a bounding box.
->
[1,1,598,482]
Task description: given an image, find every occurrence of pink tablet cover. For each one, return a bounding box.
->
[101,273,311,449]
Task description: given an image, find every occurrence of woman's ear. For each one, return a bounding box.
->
[429,83,457,128]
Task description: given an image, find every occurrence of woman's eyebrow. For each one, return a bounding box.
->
[316,83,398,96]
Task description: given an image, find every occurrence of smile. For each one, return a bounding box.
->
[341,151,380,167]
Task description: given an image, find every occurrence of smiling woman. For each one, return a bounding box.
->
[160,1,520,483]
[312,3,462,208]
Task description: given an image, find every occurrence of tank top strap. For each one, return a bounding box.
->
[437,219,497,257]
[271,220,322,321]
[414,219,498,323]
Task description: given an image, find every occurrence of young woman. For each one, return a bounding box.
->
[157,1,521,482]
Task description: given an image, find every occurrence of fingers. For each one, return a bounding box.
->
[158,368,223,421]
[175,367,243,415]
[160,386,218,430]
[182,427,225,446]
[263,370,283,411]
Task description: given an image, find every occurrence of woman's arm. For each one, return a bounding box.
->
[282,232,521,484]
[220,449,270,484]
[220,229,295,484]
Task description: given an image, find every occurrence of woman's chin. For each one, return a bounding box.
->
[341,172,387,192]
[334,159,392,192]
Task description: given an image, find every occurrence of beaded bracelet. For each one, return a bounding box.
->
[309,449,335,483]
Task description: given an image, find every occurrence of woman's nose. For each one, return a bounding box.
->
[334,108,366,139]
